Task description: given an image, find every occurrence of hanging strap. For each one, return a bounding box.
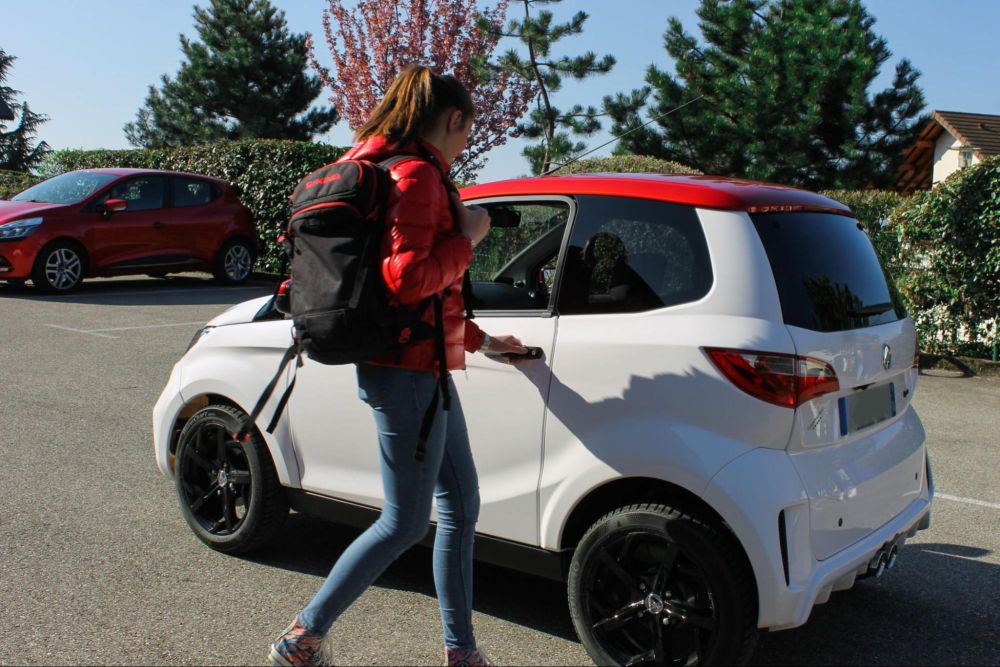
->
[234,342,300,443]
[414,294,451,461]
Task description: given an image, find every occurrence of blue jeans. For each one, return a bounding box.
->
[299,364,481,650]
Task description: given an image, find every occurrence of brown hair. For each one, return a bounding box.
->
[355,64,474,146]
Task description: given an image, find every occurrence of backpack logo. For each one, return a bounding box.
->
[304,173,342,189]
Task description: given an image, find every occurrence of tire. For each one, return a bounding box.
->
[31,241,87,292]
[213,238,255,285]
[568,504,758,666]
[174,404,288,554]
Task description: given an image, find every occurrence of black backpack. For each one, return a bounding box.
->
[238,152,468,460]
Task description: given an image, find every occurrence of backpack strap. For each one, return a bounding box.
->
[414,293,451,461]
[234,341,301,442]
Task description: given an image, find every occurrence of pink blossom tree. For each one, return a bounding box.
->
[307,0,534,182]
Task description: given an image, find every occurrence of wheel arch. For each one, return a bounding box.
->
[557,476,759,617]
[34,236,91,275]
[216,233,257,259]
[167,388,299,489]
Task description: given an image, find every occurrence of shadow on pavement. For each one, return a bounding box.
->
[248,512,579,642]
[0,274,277,307]
[250,516,1000,664]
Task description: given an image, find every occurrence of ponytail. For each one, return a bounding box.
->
[356,64,474,146]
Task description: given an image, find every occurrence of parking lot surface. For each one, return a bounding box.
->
[1,275,998,666]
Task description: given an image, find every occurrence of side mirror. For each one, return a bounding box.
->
[97,198,127,219]
[485,206,521,228]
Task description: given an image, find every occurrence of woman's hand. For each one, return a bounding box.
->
[484,334,531,364]
[451,192,491,246]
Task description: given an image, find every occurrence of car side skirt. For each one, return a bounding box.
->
[287,490,567,582]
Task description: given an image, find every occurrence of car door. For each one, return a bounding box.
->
[88,175,168,271]
[167,176,226,265]
[288,197,571,546]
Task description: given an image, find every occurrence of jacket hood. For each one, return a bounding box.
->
[340,136,451,172]
[0,200,67,222]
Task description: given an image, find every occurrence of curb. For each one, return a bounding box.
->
[919,353,1000,379]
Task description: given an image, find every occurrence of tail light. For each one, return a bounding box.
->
[704,348,839,408]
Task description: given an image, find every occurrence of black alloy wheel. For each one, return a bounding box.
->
[174,404,287,554]
[569,504,757,666]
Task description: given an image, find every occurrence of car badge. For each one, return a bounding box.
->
[882,344,892,370]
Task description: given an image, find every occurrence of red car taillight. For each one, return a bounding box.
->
[704,348,839,408]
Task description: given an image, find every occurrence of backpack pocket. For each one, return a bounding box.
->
[297,308,396,365]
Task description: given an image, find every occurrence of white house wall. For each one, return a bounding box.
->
[933,129,979,184]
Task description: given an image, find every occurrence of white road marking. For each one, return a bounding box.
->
[45,321,205,339]
[29,285,269,300]
[937,493,1000,510]
[90,321,205,333]
[44,324,117,339]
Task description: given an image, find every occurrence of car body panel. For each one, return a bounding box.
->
[704,432,931,629]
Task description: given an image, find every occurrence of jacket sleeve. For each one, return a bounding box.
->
[381,161,474,305]
[464,319,485,353]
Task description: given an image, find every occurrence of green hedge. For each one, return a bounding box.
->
[0,169,41,200]
[556,155,701,176]
[888,156,1000,358]
[43,140,349,272]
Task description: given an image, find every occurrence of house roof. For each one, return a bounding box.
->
[893,110,1000,194]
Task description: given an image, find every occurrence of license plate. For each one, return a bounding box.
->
[839,383,896,436]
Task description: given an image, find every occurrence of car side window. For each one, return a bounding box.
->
[468,200,570,312]
[105,176,166,212]
[557,196,713,315]
[171,177,217,208]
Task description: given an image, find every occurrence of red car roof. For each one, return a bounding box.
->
[460,173,852,215]
[82,168,230,187]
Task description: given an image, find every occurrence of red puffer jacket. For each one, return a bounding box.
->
[339,136,485,373]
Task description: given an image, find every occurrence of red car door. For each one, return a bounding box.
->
[166,176,227,264]
[89,176,169,272]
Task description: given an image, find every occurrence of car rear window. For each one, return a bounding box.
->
[751,212,906,332]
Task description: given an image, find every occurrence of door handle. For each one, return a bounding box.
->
[153,221,165,229]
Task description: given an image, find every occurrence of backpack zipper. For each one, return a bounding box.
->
[290,201,361,220]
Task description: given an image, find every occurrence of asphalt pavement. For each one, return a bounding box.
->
[0,275,997,666]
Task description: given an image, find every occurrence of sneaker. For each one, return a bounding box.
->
[268,616,329,667]
[445,646,494,667]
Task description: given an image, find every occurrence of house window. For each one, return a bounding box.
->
[959,148,974,169]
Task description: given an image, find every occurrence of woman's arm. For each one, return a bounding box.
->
[380,161,473,305]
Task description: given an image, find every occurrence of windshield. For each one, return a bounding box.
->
[11,172,119,205]
[751,212,906,332]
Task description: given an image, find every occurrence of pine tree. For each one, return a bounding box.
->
[492,0,615,175]
[605,0,926,189]
[0,49,50,172]
[125,0,337,147]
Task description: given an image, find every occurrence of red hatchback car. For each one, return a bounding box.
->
[0,168,259,291]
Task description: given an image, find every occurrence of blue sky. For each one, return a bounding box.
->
[2,0,999,182]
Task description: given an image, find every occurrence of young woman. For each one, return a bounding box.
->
[268,65,527,667]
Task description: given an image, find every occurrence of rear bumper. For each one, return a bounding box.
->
[704,434,932,630]
[768,495,931,630]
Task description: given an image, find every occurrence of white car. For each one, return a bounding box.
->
[153,173,933,666]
